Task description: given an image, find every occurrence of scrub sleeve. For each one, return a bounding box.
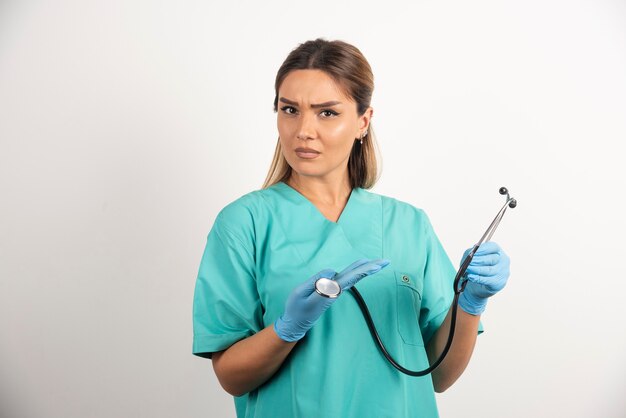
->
[192,207,263,358]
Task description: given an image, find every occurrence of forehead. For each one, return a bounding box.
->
[279,69,352,103]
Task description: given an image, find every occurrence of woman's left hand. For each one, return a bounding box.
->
[458,242,510,315]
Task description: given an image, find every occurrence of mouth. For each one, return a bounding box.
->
[295,148,320,159]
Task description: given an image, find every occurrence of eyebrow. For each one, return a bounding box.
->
[279,97,342,108]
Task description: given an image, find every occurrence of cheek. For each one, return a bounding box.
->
[326,122,352,136]
[277,118,290,136]
[323,121,357,150]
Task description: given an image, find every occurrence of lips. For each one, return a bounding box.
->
[295,148,320,154]
[295,148,321,159]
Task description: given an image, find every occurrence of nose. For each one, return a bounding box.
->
[296,112,316,140]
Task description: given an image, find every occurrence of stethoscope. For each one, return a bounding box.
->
[314,187,517,376]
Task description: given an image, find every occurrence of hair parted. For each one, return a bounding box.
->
[262,38,381,190]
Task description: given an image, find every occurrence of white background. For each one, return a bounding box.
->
[1,1,625,417]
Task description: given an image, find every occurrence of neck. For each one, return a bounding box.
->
[286,172,352,206]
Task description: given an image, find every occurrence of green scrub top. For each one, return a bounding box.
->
[193,181,475,418]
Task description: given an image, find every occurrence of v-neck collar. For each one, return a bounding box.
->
[273,181,359,225]
[264,180,383,261]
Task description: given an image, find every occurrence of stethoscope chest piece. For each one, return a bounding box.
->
[315,277,342,298]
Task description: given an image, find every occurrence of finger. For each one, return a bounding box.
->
[467,261,509,278]
[465,264,498,277]
[465,273,508,291]
[475,242,502,256]
[312,268,339,281]
[335,262,386,289]
[335,260,385,282]
[469,253,500,266]
[464,273,491,286]
[369,258,391,268]
[337,258,372,277]
[352,260,391,276]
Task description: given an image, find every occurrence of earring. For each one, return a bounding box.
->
[359,130,368,145]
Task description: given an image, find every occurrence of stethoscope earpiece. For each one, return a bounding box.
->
[499,186,516,209]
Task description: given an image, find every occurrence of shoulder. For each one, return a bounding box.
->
[216,189,265,226]
[359,188,432,230]
[214,189,267,232]
[212,182,293,234]
[209,188,272,250]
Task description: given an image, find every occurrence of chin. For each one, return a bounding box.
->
[288,160,318,172]
[293,169,322,178]
[290,164,325,178]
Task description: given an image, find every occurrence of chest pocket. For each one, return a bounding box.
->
[396,271,424,346]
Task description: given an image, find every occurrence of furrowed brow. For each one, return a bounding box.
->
[279,97,342,108]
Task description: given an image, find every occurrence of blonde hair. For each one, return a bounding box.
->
[262,38,381,190]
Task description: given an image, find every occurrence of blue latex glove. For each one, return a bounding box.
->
[274,258,390,342]
[458,242,510,315]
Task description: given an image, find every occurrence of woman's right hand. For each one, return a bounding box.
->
[274,258,390,342]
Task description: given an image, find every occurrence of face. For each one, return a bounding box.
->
[277,69,372,184]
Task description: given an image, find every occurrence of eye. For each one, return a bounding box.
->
[320,109,339,118]
[280,106,297,115]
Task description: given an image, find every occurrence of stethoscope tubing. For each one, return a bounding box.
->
[350,188,516,376]
[349,286,464,376]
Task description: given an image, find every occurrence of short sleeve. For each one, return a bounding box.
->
[192,212,263,359]
[418,210,484,344]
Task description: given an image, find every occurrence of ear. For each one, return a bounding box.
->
[358,107,374,134]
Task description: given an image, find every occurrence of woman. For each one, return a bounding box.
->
[192,38,510,418]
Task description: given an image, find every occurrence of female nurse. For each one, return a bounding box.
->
[192,38,510,418]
